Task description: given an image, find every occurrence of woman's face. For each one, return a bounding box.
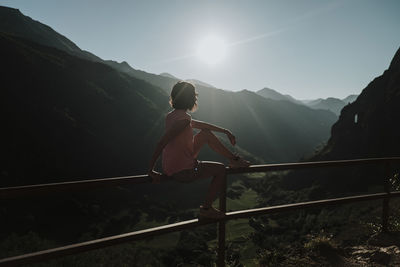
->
[188,92,198,112]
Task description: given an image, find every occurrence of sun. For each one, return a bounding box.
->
[196,35,227,65]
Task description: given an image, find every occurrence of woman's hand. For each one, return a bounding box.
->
[225,130,236,146]
[148,170,163,184]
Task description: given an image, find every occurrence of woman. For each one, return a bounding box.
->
[148,81,250,219]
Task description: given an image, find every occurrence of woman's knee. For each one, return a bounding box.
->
[199,161,225,177]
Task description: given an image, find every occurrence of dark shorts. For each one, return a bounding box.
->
[171,160,205,183]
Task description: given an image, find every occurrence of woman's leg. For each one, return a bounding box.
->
[193,129,249,209]
[193,129,235,159]
[195,161,226,208]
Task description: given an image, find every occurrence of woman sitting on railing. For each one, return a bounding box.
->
[148,81,250,219]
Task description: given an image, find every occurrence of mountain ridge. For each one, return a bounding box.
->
[256,87,304,105]
[0,6,102,62]
[257,86,358,115]
[305,97,350,115]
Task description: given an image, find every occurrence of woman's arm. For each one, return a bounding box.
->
[191,119,227,133]
[192,119,236,145]
[148,119,190,182]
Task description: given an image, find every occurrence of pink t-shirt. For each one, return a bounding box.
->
[162,109,196,176]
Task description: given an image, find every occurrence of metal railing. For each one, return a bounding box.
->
[1,157,399,266]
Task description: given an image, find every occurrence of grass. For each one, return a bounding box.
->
[126,212,180,249]
[226,179,260,265]
[227,180,259,211]
[244,172,268,179]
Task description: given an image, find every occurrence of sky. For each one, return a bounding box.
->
[2,0,400,99]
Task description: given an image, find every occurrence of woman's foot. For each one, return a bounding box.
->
[228,154,251,168]
[199,205,225,219]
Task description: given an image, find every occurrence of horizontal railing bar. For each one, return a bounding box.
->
[226,191,400,219]
[1,157,399,199]
[0,174,155,199]
[2,191,400,266]
[227,157,400,174]
[0,218,215,267]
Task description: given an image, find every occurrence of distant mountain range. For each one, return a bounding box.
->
[257,87,358,115]
[256,87,304,105]
[185,79,216,88]
[159,72,180,79]
[160,73,216,88]
[0,6,338,186]
[303,95,358,115]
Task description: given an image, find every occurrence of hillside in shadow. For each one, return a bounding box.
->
[0,31,169,186]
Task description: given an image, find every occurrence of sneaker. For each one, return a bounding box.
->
[198,205,225,220]
[228,154,251,168]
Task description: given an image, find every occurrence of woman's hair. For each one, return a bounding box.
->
[169,81,198,112]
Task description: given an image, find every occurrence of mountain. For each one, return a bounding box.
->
[302,94,358,115]
[159,73,216,88]
[0,6,101,62]
[256,87,304,105]
[0,6,338,168]
[305,97,347,115]
[0,31,169,186]
[105,60,136,73]
[104,59,178,90]
[160,72,180,79]
[186,79,216,88]
[0,6,165,86]
[257,87,359,116]
[342,94,358,104]
[192,88,337,162]
[283,47,400,193]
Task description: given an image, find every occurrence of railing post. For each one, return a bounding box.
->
[382,161,391,232]
[217,172,227,267]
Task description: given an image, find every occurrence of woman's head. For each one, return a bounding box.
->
[170,81,198,112]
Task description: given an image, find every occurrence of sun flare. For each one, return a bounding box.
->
[196,35,227,65]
